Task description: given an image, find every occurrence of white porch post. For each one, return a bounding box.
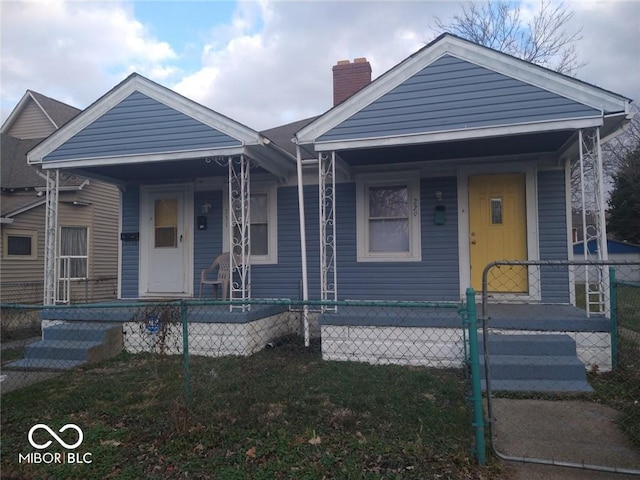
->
[296,145,310,346]
[578,127,609,316]
[319,151,337,311]
[228,154,251,311]
[42,169,59,305]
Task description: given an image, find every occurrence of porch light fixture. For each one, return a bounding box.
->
[201,202,212,214]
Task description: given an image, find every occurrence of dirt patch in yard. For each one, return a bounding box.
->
[492,398,640,479]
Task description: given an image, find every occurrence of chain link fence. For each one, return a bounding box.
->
[479,260,640,475]
[1,277,117,344]
[3,270,636,477]
[1,298,491,478]
[0,276,117,305]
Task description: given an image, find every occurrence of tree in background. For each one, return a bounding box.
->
[434,0,582,75]
[602,103,640,179]
[607,145,640,244]
[435,0,637,212]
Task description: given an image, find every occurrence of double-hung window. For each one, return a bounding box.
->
[356,172,421,262]
[60,226,88,279]
[226,185,278,264]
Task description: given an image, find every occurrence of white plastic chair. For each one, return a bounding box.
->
[199,252,232,300]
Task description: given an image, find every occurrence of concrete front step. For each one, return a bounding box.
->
[6,358,87,370]
[479,333,592,393]
[5,322,123,371]
[481,334,577,356]
[43,322,121,342]
[480,355,587,381]
[25,340,103,361]
[482,379,593,393]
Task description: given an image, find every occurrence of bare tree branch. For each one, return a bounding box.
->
[434,0,583,75]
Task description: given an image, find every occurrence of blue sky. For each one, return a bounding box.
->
[132,1,241,73]
[1,0,639,131]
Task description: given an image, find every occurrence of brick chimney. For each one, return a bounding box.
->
[332,57,372,106]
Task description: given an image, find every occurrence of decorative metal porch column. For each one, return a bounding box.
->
[319,151,337,310]
[228,155,251,310]
[43,169,59,305]
[578,127,609,316]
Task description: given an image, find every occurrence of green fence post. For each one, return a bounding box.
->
[466,287,486,466]
[609,267,618,370]
[181,300,192,405]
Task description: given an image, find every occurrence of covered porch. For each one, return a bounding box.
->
[292,34,631,307]
[26,73,297,306]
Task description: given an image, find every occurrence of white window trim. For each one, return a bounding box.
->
[222,184,278,265]
[59,225,90,280]
[3,229,38,259]
[356,171,421,262]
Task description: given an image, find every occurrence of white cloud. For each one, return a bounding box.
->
[571,0,640,101]
[1,0,637,132]
[0,0,179,119]
[173,0,450,130]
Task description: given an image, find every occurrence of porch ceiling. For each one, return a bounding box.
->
[337,130,574,167]
[65,156,275,184]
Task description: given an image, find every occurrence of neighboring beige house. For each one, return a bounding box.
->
[1,91,120,304]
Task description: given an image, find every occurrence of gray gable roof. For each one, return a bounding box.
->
[1,133,87,190]
[1,133,43,189]
[1,92,84,193]
[261,116,318,158]
[28,90,81,129]
[1,90,81,136]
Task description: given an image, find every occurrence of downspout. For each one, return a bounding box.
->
[296,144,310,347]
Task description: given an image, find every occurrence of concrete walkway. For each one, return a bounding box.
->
[491,398,640,479]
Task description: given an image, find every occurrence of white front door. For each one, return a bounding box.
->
[140,185,193,296]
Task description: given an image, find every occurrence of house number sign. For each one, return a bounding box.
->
[145,315,161,334]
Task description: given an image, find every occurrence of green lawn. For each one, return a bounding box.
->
[617,284,640,332]
[574,282,640,332]
[1,339,490,479]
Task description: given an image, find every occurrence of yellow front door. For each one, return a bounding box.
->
[469,174,528,293]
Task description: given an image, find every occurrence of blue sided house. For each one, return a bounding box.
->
[26,34,632,374]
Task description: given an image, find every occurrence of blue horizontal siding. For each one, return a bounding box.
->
[120,179,461,301]
[538,170,570,303]
[253,179,459,301]
[193,190,224,297]
[251,186,319,299]
[319,55,600,142]
[334,178,459,301]
[117,174,571,302]
[121,186,139,298]
[44,91,242,162]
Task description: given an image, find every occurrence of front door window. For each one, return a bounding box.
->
[155,199,178,248]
